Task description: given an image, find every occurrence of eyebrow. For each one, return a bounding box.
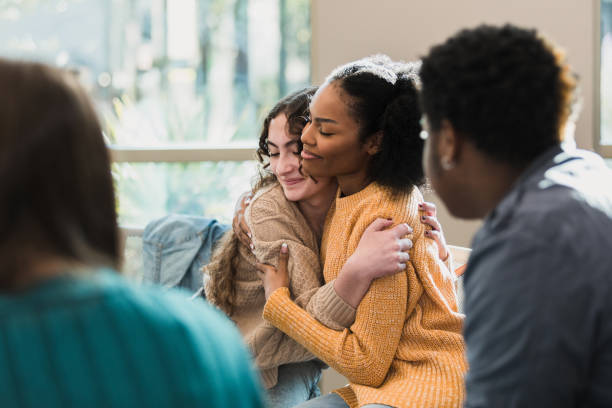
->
[313,117,338,124]
[267,139,299,148]
[308,104,338,124]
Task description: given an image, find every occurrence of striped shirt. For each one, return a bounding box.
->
[0,268,265,408]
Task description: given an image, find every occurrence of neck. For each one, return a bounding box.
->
[336,168,371,197]
[468,159,526,218]
[7,254,80,290]
[298,180,338,241]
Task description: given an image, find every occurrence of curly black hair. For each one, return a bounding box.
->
[420,24,576,166]
[326,55,425,196]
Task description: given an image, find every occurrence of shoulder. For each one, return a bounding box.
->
[249,182,296,217]
[247,183,315,244]
[98,272,251,366]
[355,183,423,234]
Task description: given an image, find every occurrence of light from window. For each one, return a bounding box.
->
[601,0,612,146]
[1,0,310,225]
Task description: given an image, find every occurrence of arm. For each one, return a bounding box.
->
[245,189,348,369]
[258,218,413,331]
[260,243,408,387]
[263,269,407,386]
[248,190,355,331]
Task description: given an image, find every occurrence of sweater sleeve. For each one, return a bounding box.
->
[250,188,356,330]
[263,251,408,387]
[245,188,355,371]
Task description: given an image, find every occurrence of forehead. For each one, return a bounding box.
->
[267,114,295,144]
[310,82,351,120]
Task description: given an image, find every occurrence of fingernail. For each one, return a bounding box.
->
[281,243,288,253]
[250,243,255,250]
[248,232,252,238]
[404,223,412,231]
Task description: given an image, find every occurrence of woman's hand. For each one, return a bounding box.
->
[232,191,254,250]
[334,219,413,308]
[256,243,290,300]
[419,201,449,262]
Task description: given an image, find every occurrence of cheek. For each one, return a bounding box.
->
[269,158,278,175]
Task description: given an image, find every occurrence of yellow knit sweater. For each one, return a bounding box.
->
[263,182,467,407]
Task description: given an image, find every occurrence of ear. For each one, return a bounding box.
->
[438,119,461,165]
[364,131,383,156]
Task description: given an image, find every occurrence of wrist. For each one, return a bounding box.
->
[335,260,373,308]
[340,256,374,283]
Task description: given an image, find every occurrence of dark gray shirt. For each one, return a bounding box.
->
[464,146,612,408]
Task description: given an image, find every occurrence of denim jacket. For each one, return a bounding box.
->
[142,214,229,293]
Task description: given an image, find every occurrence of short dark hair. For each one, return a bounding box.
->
[420,24,577,166]
[0,59,119,287]
[326,55,425,195]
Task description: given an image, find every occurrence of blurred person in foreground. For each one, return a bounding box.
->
[0,58,264,408]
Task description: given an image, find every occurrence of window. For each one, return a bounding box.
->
[1,0,311,225]
[599,0,612,160]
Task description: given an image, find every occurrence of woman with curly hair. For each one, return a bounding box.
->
[257,56,467,408]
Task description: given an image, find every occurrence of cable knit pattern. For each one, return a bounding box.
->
[263,182,467,407]
[205,182,356,388]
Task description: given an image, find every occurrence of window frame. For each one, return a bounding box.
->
[597,0,612,157]
[108,144,257,163]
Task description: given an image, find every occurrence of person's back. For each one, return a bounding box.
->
[0,268,265,408]
[0,58,264,408]
[419,24,612,407]
[463,147,612,406]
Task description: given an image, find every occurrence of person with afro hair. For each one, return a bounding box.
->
[420,24,612,407]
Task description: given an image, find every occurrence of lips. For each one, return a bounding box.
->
[301,149,322,160]
[282,178,305,186]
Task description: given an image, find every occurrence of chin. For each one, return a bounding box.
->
[301,161,326,178]
[440,195,483,220]
[281,186,306,202]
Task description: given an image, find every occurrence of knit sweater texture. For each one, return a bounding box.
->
[205,182,356,388]
[263,182,467,407]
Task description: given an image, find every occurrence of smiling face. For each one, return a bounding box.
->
[300,82,373,186]
[267,113,335,202]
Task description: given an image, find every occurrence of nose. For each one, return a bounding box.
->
[276,151,298,176]
[301,121,315,147]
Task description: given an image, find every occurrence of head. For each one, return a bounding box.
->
[256,87,336,202]
[420,24,577,218]
[0,59,119,288]
[301,55,425,196]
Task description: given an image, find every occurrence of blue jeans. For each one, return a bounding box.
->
[294,392,394,408]
[266,361,323,408]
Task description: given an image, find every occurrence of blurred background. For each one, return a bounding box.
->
[1,0,610,247]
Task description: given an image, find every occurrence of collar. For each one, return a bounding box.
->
[484,144,570,231]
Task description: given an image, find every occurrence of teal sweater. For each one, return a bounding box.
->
[0,269,265,408]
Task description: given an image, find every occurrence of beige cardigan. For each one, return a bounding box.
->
[205,182,355,388]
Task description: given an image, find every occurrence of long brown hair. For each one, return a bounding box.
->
[0,59,119,289]
[206,86,315,316]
